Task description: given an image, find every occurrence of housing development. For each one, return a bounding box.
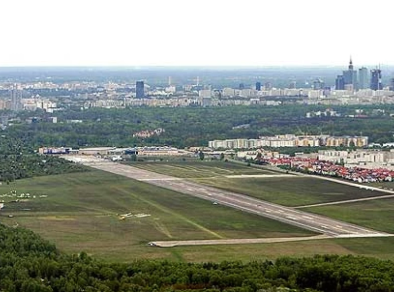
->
[208,134,369,149]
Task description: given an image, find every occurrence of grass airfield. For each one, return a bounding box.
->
[1,159,394,262]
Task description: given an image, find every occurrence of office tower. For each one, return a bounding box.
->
[289,81,296,89]
[390,78,394,91]
[135,81,144,98]
[358,67,369,89]
[335,75,345,90]
[313,78,324,90]
[343,58,357,89]
[264,82,272,90]
[239,83,245,90]
[255,82,261,91]
[10,84,22,111]
[370,68,382,90]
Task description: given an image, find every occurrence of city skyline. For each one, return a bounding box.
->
[1,0,394,67]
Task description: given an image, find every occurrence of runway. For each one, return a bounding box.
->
[70,157,391,238]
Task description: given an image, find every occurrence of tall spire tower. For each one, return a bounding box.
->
[342,57,357,91]
[348,56,354,70]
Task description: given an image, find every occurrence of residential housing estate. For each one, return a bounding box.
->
[208,135,368,149]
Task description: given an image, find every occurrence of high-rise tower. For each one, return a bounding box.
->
[135,81,144,98]
[358,67,369,89]
[343,57,357,90]
[255,82,261,91]
[10,84,22,111]
[370,68,382,90]
[335,75,345,90]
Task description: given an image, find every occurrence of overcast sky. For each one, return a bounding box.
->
[1,0,393,67]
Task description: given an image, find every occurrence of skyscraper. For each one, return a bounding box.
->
[390,78,394,91]
[342,58,357,90]
[255,82,261,91]
[136,81,144,98]
[10,83,22,111]
[358,67,369,89]
[335,75,345,90]
[313,78,324,90]
[370,68,382,90]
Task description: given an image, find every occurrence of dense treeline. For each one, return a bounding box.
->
[7,104,394,148]
[0,136,89,182]
[1,223,394,292]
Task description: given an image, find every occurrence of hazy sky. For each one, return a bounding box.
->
[1,0,393,67]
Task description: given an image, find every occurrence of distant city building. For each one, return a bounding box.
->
[370,68,383,90]
[239,83,245,90]
[390,78,394,91]
[255,82,261,91]
[313,78,324,90]
[10,84,22,111]
[289,81,296,89]
[136,81,144,98]
[264,82,272,90]
[358,67,369,89]
[335,75,345,90]
[343,58,357,90]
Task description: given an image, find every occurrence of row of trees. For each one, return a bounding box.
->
[1,223,394,291]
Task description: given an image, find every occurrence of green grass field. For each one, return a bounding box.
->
[0,170,314,262]
[165,237,394,262]
[130,160,277,178]
[2,160,394,262]
[130,160,384,207]
[305,198,394,233]
[194,176,385,207]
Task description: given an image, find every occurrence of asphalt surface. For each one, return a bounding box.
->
[70,157,391,238]
[149,235,330,247]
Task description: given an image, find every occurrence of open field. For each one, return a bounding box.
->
[305,198,394,234]
[0,170,314,262]
[164,237,394,262]
[129,160,386,207]
[2,159,394,262]
[191,176,384,207]
[86,159,385,237]
[130,160,278,178]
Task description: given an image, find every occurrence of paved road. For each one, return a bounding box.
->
[149,235,330,247]
[70,157,391,238]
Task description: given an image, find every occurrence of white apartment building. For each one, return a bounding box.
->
[318,149,394,170]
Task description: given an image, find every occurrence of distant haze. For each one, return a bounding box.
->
[1,0,394,67]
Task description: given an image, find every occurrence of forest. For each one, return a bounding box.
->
[0,223,394,292]
[0,136,89,182]
[6,104,394,149]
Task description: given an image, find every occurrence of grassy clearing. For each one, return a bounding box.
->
[194,176,382,207]
[305,198,394,233]
[165,237,394,262]
[130,160,276,178]
[0,170,313,262]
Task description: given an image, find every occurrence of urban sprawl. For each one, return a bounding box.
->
[1,59,394,113]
